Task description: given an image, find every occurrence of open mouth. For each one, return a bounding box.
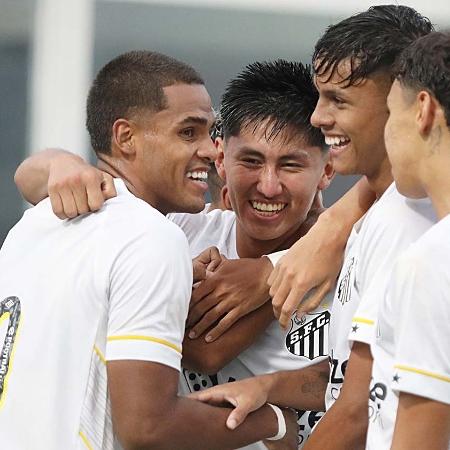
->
[250,201,287,217]
[325,135,351,151]
[186,171,208,182]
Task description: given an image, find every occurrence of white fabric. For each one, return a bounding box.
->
[326,183,436,411]
[368,214,448,450]
[170,209,331,449]
[0,179,192,450]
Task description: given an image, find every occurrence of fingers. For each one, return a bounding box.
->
[101,173,117,201]
[205,308,241,342]
[206,248,223,272]
[190,277,215,307]
[225,397,255,429]
[277,286,307,330]
[187,295,218,329]
[188,304,226,340]
[49,191,67,219]
[297,281,332,316]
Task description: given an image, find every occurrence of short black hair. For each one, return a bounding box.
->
[86,50,204,155]
[394,32,450,127]
[313,5,434,86]
[220,60,325,149]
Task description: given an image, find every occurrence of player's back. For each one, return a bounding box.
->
[0,179,163,449]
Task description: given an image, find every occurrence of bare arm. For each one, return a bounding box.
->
[270,177,376,328]
[14,148,115,218]
[391,393,450,450]
[190,361,329,429]
[302,342,372,450]
[108,360,297,450]
[182,302,274,374]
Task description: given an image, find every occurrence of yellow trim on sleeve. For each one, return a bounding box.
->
[352,317,374,325]
[394,365,450,383]
[79,431,94,450]
[93,345,106,365]
[107,335,182,354]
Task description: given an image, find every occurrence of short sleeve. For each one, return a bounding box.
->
[265,250,287,267]
[105,221,192,372]
[391,250,450,404]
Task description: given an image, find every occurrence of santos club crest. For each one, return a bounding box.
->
[285,311,330,360]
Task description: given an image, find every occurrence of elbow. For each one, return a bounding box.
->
[182,348,229,375]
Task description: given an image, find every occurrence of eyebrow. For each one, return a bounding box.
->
[237,146,311,161]
[176,116,210,127]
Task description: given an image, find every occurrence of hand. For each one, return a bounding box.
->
[192,247,224,284]
[187,256,273,341]
[189,376,272,429]
[269,212,345,329]
[48,153,116,219]
[263,408,298,450]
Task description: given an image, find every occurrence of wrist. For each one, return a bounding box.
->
[266,404,287,441]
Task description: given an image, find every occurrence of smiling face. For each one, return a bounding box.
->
[385,80,426,198]
[219,122,330,246]
[133,83,216,214]
[311,60,392,181]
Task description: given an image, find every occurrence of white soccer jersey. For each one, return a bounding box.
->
[0,179,192,450]
[326,183,436,411]
[169,209,331,449]
[368,214,448,450]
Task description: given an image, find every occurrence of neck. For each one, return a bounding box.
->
[365,155,393,198]
[236,206,324,258]
[97,155,161,211]
[421,143,450,220]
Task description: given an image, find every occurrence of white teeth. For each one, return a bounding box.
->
[251,201,286,213]
[187,171,208,181]
[325,136,350,146]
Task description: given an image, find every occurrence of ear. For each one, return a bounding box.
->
[215,138,226,181]
[317,157,335,191]
[416,91,436,136]
[221,185,233,211]
[111,118,137,157]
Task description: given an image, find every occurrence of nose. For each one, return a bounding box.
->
[198,136,217,163]
[257,166,283,198]
[311,96,334,130]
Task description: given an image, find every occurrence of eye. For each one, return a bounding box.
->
[241,157,261,166]
[180,128,195,139]
[333,96,345,106]
[283,162,304,171]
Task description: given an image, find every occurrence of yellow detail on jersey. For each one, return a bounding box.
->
[352,317,374,325]
[394,365,450,383]
[79,430,94,450]
[93,345,106,365]
[0,311,22,410]
[107,335,181,354]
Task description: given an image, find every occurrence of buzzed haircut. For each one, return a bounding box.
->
[394,31,450,127]
[86,50,204,155]
[220,60,325,149]
[313,5,434,86]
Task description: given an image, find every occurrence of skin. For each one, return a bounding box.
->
[218,122,332,259]
[384,78,450,449]
[195,60,395,449]
[106,83,217,214]
[311,62,393,197]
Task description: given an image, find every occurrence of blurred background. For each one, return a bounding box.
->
[1,0,449,244]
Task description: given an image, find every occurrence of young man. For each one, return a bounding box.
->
[370,31,450,450]
[0,51,298,449]
[15,59,342,449]
[191,6,436,450]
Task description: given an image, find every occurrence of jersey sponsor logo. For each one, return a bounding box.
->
[368,379,387,424]
[286,311,330,360]
[328,350,348,401]
[0,296,21,405]
[182,369,237,393]
[337,257,355,305]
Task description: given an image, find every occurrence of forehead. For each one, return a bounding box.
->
[155,83,214,124]
[226,122,320,159]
